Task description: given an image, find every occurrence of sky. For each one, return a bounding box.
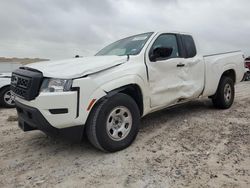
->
[0,0,249,60]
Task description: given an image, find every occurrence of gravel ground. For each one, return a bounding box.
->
[0,82,249,188]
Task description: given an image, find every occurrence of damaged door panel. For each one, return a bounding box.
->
[146,33,204,108]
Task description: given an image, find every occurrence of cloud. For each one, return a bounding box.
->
[0,0,249,59]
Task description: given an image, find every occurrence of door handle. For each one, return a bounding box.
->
[177,63,185,67]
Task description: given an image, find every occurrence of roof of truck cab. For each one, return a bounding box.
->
[155,31,193,35]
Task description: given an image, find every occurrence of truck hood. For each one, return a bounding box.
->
[26,56,128,79]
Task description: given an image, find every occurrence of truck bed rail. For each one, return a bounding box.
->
[203,50,241,57]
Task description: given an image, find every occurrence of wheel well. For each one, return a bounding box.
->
[209,69,236,99]
[106,84,144,116]
[221,69,236,83]
[119,84,143,115]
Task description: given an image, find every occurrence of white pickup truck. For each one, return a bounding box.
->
[11,31,245,152]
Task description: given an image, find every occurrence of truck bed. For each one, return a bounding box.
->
[202,51,245,97]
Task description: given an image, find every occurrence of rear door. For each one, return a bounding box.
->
[145,33,204,108]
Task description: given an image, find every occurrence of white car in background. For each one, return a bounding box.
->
[0,73,15,108]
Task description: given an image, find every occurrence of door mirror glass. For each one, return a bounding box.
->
[150,47,173,62]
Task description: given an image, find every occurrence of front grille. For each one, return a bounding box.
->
[12,87,27,97]
[18,77,29,88]
[11,74,30,88]
[11,68,43,101]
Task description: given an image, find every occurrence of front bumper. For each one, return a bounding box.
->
[15,90,81,129]
[16,101,84,142]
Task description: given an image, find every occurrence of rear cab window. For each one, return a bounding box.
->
[181,35,197,58]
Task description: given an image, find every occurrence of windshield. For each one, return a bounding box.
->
[96,32,153,56]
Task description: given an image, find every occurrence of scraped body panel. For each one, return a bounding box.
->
[146,57,204,108]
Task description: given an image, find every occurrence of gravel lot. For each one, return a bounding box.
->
[0,82,249,188]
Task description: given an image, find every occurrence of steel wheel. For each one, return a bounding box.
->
[106,106,132,141]
[212,76,234,109]
[224,83,232,103]
[86,93,140,152]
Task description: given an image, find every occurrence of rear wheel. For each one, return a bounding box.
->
[86,93,140,152]
[0,86,15,108]
[212,77,235,109]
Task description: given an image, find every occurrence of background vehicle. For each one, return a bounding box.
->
[0,73,15,107]
[11,31,246,152]
[244,57,250,81]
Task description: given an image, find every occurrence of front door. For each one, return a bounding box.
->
[145,33,204,108]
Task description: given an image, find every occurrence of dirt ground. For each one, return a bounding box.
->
[0,82,249,188]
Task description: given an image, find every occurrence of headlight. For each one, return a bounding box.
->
[40,78,73,93]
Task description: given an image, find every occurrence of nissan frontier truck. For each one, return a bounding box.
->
[11,31,245,152]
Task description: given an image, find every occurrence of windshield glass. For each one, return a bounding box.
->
[96,32,153,56]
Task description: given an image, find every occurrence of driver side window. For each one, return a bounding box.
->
[151,34,179,59]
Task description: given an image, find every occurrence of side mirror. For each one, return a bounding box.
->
[150,47,173,62]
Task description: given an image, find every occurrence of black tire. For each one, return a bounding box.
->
[212,76,235,109]
[86,93,140,152]
[0,86,15,108]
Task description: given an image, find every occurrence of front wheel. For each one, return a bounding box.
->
[0,86,16,108]
[212,77,235,109]
[86,93,140,152]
